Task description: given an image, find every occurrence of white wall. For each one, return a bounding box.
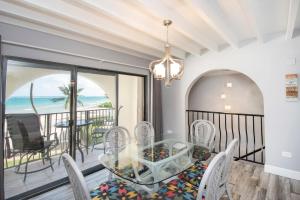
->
[162,36,300,179]
[118,75,144,137]
[188,73,264,114]
[0,22,152,121]
[0,22,151,75]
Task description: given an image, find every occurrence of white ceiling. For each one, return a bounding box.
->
[0,0,299,60]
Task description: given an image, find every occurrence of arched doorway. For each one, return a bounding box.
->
[186,69,265,164]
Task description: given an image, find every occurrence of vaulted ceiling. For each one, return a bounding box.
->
[0,0,299,60]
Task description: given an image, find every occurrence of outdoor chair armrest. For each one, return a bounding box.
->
[43,132,59,146]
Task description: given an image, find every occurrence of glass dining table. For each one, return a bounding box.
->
[99,138,211,192]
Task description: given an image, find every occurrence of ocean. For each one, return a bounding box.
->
[5,96,109,114]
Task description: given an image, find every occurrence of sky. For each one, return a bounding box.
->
[11,74,105,97]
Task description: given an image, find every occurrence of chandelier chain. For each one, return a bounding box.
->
[166,24,169,44]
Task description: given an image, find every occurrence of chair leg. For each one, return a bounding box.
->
[58,154,62,166]
[58,149,67,166]
[225,183,233,200]
[91,136,95,152]
[41,152,45,165]
[23,153,34,182]
[46,149,54,172]
[15,154,26,173]
[108,172,113,181]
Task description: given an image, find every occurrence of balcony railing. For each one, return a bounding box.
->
[186,110,265,164]
[4,108,115,169]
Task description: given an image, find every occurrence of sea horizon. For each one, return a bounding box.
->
[6,96,109,114]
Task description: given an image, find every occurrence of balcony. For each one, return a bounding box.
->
[4,108,113,199]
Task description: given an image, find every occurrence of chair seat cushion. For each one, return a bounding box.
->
[192,145,211,161]
[90,179,142,200]
[114,165,136,179]
[178,161,208,187]
[143,144,170,162]
[150,179,199,200]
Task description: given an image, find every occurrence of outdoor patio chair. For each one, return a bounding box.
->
[91,118,114,151]
[6,113,58,182]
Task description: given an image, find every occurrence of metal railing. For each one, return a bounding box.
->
[4,108,115,169]
[186,110,265,164]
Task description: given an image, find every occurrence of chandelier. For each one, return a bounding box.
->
[149,20,184,87]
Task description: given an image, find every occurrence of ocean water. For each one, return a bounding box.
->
[6,96,109,114]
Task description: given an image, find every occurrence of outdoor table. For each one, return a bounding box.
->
[55,119,93,162]
[99,138,211,192]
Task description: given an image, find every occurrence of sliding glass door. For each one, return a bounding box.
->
[1,58,147,199]
[75,69,117,171]
[3,59,74,199]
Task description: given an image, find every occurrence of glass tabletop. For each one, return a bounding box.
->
[99,138,211,185]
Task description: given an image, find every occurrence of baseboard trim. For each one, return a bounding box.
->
[265,164,300,180]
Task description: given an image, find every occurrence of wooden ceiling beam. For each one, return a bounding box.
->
[0,0,183,58]
[134,0,220,52]
[187,0,240,48]
[68,0,203,56]
[237,0,266,43]
[286,0,300,40]
[5,0,186,58]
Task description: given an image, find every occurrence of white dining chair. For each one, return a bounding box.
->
[62,153,143,200]
[103,126,132,180]
[134,121,155,146]
[198,152,226,200]
[178,139,239,199]
[217,139,239,200]
[103,126,131,154]
[190,119,216,151]
[62,153,91,200]
[150,152,226,200]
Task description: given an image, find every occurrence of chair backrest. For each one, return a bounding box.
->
[103,126,131,154]
[221,139,239,185]
[6,113,44,151]
[62,153,90,200]
[134,121,155,146]
[190,120,216,151]
[197,152,226,200]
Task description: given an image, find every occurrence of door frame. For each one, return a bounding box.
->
[0,34,6,200]
[0,56,149,199]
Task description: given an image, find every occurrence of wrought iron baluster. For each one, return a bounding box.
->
[238,115,241,158]
[245,116,248,161]
[252,116,256,162]
[224,114,228,149]
[260,116,264,163]
[218,114,221,152]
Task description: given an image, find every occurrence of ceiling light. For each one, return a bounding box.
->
[225,105,231,110]
[220,93,226,99]
[226,82,232,88]
[149,20,184,87]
